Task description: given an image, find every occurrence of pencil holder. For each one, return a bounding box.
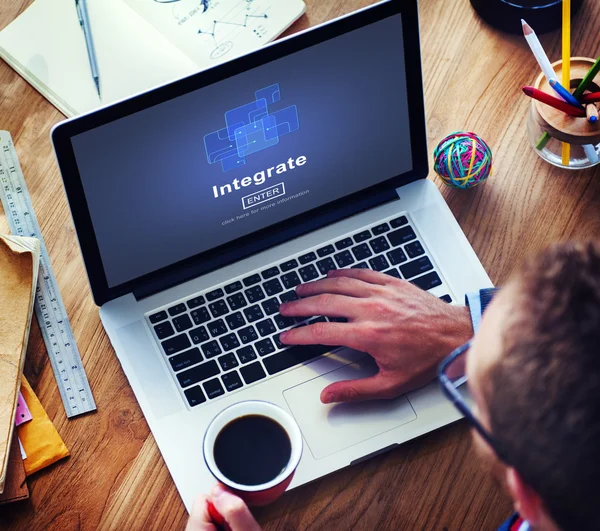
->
[528,57,600,169]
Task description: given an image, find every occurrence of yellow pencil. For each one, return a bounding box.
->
[562,0,571,166]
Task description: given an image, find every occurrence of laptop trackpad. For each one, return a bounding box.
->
[283,356,417,460]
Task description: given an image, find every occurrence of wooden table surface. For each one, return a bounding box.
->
[1,0,600,529]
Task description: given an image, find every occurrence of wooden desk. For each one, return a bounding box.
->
[1,0,599,528]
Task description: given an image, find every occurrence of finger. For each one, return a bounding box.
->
[281,322,362,350]
[295,276,382,299]
[327,268,392,285]
[210,485,262,531]
[186,495,216,531]
[320,373,402,404]
[279,294,360,319]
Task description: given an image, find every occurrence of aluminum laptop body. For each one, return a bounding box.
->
[52,0,492,511]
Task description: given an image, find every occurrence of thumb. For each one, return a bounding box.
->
[210,485,262,531]
[320,373,400,404]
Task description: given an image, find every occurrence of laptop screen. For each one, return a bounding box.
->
[70,13,412,289]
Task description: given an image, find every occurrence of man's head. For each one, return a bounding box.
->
[467,241,600,531]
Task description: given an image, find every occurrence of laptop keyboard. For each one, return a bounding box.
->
[146,214,453,409]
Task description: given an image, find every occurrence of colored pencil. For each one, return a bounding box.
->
[581,92,600,104]
[583,144,599,164]
[522,86,586,116]
[586,104,598,123]
[573,57,600,100]
[549,79,581,108]
[561,0,571,165]
[521,20,557,83]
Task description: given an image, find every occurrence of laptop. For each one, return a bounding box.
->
[51,0,492,511]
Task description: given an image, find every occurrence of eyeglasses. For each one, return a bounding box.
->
[437,340,509,464]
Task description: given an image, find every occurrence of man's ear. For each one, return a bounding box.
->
[505,467,542,526]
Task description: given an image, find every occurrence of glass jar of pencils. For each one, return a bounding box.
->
[528,57,600,169]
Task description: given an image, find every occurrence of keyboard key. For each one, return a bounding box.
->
[387,248,408,265]
[274,314,295,330]
[411,272,442,291]
[238,325,258,344]
[316,257,336,275]
[227,292,247,310]
[243,274,261,287]
[388,226,417,247]
[352,262,369,269]
[186,296,205,309]
[201,340,222,358]
[334,250,354,268]
[280,259,298,271]
[191,307,211,325]
[405,240,425,258]
[308,316,327,325]
[354,230,371,243]
[263,344,333,375]
[206,288,224,301]
[263,278,283,297]
[219,333,240,352]
[162,334,191,356]
[224,281,243,294]
[244,304,264,322]
[173,314,193,333]
[273,333,286,350]
[317,245,335,257]
[262,297,280,315]
[236,345,257,364]
[203,378,225,399]
[368,255,389,272]
[177,359,220,387]
[335,237,354,250]
[189,326,210,344]
[299,264,319,282]
[351,243,373,261]
[209,299,228,318]
[390,215,408,228]
[372,222,390,235]
[280,290,299,303]
[281,271,301,289]
[255,338,276,357]
[245,285,266,303]
[329,317,348,323]
[400,257,433,279]
[222,371,243,392]
[169,347,203,372]
[225,312,246,330]
[440,294,453,303]
[240,362,267,384]
[261,266,280,279]
[184,386,206,407]
[370,236,390,254]
[154,321,174,340]
[208,319,228,337]
[218,352,239,371]
[167,303,186,317]
[384,268,402,279]
[256,318,277,337]
[149,310,168,324]
[298,252,316,265]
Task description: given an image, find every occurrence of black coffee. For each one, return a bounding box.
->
[213,414,291,486]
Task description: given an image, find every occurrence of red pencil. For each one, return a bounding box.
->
[581,92,600,104]
[522,86,586,117]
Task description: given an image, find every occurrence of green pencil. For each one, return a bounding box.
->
[573,57,600,100]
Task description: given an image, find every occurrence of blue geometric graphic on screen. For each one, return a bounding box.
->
[204,83,300,172]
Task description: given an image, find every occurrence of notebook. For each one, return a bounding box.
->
[0,235,40,494]
[0,0,305,117]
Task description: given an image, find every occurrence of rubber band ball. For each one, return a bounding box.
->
[433,132,493,189]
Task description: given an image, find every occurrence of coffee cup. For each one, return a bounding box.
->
[203,400,303,506]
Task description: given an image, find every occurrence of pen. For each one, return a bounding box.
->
[75,0,101,98]
[549,79,581,108]
[522,86,586,117]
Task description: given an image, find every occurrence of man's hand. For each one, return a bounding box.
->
[186,485,262,531]
[279,269,472,404]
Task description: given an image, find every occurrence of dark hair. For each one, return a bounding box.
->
[486,241,600,531]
